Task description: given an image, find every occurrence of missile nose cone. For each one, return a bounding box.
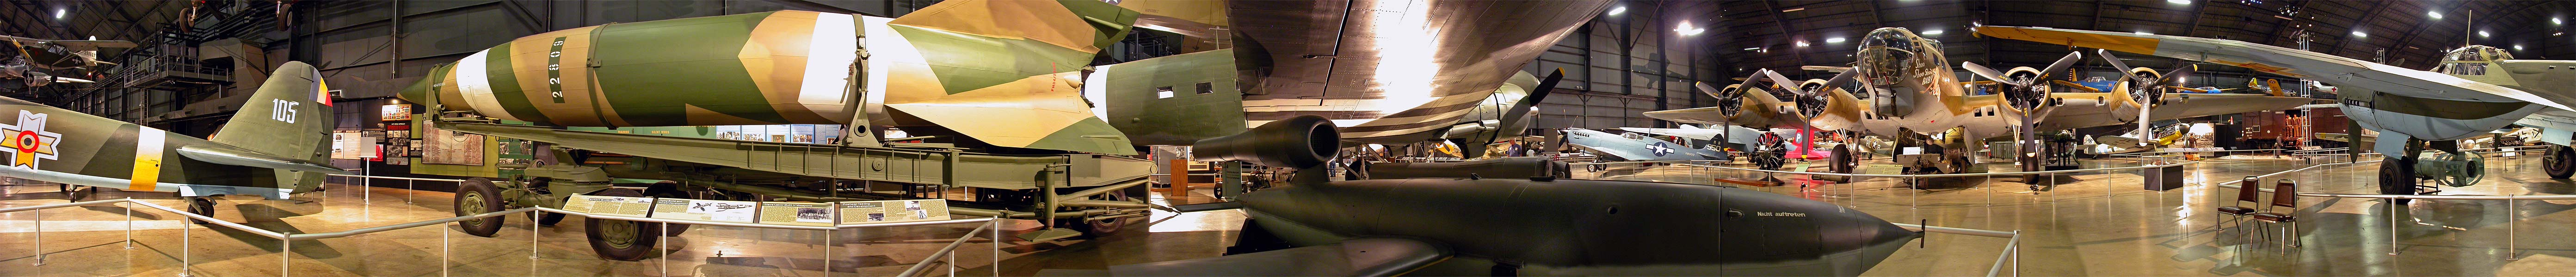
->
[1815,206,1919,273]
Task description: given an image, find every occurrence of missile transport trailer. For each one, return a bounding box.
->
[431,119,1156,261]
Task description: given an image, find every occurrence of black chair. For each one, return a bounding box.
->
[2215,176,2262,230]
[2250,179,2300,247]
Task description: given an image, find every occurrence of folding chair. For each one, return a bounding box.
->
[2250,180,2301,248]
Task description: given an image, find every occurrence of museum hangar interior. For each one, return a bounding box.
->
[6,0,2576,276]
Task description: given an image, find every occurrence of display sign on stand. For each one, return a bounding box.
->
[650,199,761,223]
[758,201,838,227]
[838,199,951,223]
[563,194,655,217]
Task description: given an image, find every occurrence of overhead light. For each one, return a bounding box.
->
[2167,0,2190,5]
[2351,30,2366,38]
[1796,41,1811,48]
[2134,31,2153,36]
[2480,30,2490,38]
[2557,32,2564,36]
[2515,45,2525,51]
[85,36,93,40]
[2558,18,2565,25]
[1922,30,1946,35]
[1781,7,1807,12]
[2272,15,2295,21]
[1673,22,1705,36]
[1743,47,1762,51]
[2429,11,2443,19]
[1824,37,1847,43]
[1607,6,1626,16]
[53,9,64,19]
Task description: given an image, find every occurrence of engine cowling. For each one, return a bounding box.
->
[1794,80,1835,120]
[1194,115,1341,169]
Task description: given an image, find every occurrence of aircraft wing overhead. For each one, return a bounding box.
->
[1977,26,2574,111]
[2514,109,2576,145]
[2145,94,2313,120]
[1618,126,1719,141]
[1105,238,1449,277]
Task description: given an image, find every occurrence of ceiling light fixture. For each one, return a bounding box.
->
[1922,30,1945,35]
[1824,37,1847,43]
[2134,31,2153,35]
[1607,6,1626,16]
[2167,0,2190,5]
[2429,11,2443,19]
[1796,41,1811,48]
[2351,30,2366,38]
[1781,7,1806,12]
[54,9,65,19]
[2480,30,2490,37]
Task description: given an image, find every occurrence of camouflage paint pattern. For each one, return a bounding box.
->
[401,0,1141,155]
[0,61,336,199]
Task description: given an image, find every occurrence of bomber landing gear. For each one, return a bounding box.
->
[2546,144,2576,179]
[2379,156,2418,205]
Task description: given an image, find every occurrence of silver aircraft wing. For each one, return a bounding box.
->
[1976,26,2574,111]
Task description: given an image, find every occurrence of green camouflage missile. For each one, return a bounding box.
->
[401,0,1140,154]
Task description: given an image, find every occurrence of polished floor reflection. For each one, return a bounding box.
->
[4,152,2573,276]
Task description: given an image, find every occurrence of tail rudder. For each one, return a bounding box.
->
[209,61,333,193]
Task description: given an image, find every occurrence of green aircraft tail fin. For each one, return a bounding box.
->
[209,61,335,193]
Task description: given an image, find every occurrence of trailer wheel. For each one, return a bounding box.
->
[2379,157,2416,205]
[584,188,661,261]
[456,177,508,237]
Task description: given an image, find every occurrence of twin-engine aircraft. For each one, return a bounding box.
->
[1977,25,2576,199]
[0,61,340,220]
[2,35,136,90]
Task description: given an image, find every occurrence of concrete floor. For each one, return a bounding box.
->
[5,152,2575,276]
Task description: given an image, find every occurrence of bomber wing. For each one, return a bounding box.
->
[2035,93,2310,130]
[1103,238,1449,277]
[1976,26,2575,111]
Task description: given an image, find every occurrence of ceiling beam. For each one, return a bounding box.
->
[1763,0,1802,72]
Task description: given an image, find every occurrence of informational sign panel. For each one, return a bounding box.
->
[758,201,837,227]
[381,104,412,121]
[562,194,655,217]
[422,125,487,165]
[651,199,760,223]
[837,199,951,223]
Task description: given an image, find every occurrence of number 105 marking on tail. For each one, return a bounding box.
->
[271,99,298,123]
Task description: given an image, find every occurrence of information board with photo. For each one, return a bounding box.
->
[836,199,951,223]
[649,199,761,223]
[758,201,837,227]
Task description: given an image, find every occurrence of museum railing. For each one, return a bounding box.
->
[1676,159,2200,209]
[0,177,1003,277]
[2211,153,2572,259]
[327,172,462,204]
[1894,223,2021,277]
[0,197,533,277]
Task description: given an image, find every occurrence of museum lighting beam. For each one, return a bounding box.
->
[2430,11,2443,19]
[2167,0,2190,5]
[1607,6,1625,16]
[1825,37,1847,43]
[1922,30,1945,35]
[2352,31,2367,38]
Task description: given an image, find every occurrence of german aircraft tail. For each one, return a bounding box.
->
[207,61,335,193]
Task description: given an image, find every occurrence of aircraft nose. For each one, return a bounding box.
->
[1814,205,1920,260]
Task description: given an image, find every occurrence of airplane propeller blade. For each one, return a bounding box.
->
[1491,69,1566,145]
[1959,61,2010,84]
[1762,70,1806,95]
[2157,65,2196,86]
[2040,52,2083,80]
[1694,82,1726,99]
[1819,67,1860,89]
[2096,49,2138,82]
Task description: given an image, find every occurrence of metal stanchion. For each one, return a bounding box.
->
[282,237,292,277]
[33,208,43,265]
[2507,194,2520,261]
[2387,200,2398,255]
[181,222,192,277]
[659,223,670,277]
[124,199,134,249]
[443,227,452,277]
[363,163,372,204]
[530,211,542,259]
[824,229,834,277]
[406,179,415,204]
[992,221,1000,277]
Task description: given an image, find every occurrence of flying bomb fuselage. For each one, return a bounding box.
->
[398,6,1145,154]
[1240,178,1918,276]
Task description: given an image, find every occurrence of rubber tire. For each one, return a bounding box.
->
[455,177,508,237]
[2546,145,2576,179]
[536,211,567,226]
[2379,157,2416,205]
[185,197,216,224]
[642,181,694,236]
[1081,193,1134,236]
[585,189,662,261]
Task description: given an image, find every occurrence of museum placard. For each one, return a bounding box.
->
[650,199,761,223]
[837,199,951,223]
[563,194,655,217]
[422,125,486,165]
[758,201,838,227]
